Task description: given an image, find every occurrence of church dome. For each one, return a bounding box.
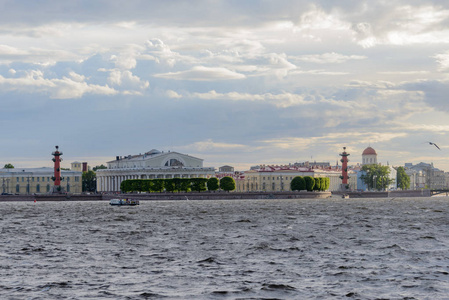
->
[362,147,377,155]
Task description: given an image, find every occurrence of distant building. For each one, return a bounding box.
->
[71,162,89,172]
[405,162,446,189]
[0,167,82,194]
[362,146,377,165]
[235,165,357,192]
[356,146,396,191]
[96,149,215,192]
[294,161,331,168]
[218,165,234,173]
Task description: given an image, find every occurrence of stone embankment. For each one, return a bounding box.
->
[332,189,431,198]
[0,191,330,201]
[0,189,433,202]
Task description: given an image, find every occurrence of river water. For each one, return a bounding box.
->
[2,197,449,299]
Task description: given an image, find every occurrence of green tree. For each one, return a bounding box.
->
[151,179,165,192]
[191,178,208,192]
[165,179,176,192]
[180,178,192,192]
[360,164,394,191]
[141,180,151,192]
[220,176,236,192]
[319,177,327,191]
[3,163,14,169]
[93,164,107,171]
[82,170,96,192]
[324,177,330,191]
[313,177,321,191]
[304,176,315,191]
[207,177,219,191]
[290,176,306,191]
[396,166,410,190]
[121,180,132,193]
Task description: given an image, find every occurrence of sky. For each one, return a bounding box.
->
[0,0,448,171]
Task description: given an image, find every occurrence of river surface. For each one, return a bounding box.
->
[2,197,449,299]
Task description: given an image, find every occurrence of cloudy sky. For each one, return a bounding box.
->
[0,0,448,171]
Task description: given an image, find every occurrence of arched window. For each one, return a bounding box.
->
[165,159,184,167]
[47,184,51,192]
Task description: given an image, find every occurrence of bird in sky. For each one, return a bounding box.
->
[428,142,441,150]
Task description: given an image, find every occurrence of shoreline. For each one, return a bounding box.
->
[0,189,433,202]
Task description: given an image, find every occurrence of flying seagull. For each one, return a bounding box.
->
[428,142,441,150]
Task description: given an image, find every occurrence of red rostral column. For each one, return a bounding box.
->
[339,147,350,186]
[52,145,63,188]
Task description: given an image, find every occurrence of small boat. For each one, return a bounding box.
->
[342,194,350,199]
[109,198,140,206]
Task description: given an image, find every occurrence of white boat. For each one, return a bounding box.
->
[109,199,140,206]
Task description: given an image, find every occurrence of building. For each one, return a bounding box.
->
[236,164,357,192]
[218,165,234,173]
[405,162,446,189]
[362,146,377,165]
[356,146,396,191]
[96,149,215,192]
[0,167,82,194]
[71,162,89,172]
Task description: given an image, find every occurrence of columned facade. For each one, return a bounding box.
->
[96,149,215,192]
[0,167,82,195]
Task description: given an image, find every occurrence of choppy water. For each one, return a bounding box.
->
[2,197,449,299]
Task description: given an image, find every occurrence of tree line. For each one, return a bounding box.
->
[290,176,330,191]
[120,176,236,193]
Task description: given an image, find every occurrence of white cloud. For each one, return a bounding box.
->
[294,52,366,64]
[0,44,27,55]
[189,90,306,108]
[180,139,247,152]
[154,66,245,81]
[0,70,118,99]
[107,69,149,91]
[166,90,182,98]
[434,51,449,71]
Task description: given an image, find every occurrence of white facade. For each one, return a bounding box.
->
[362,147,378,165]
[96,149,215,192]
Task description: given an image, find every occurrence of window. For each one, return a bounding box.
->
[16,184,20,193]
[37,177,39,182]
[47,185,50,192]
[22,177,24,182]
[36,184,40,193]
[16,178,19,182]
[67,177,70,182]
[32,177,34,182]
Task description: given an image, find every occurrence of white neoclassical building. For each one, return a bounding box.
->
[96,149,215,192]
[362,146,378,165]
